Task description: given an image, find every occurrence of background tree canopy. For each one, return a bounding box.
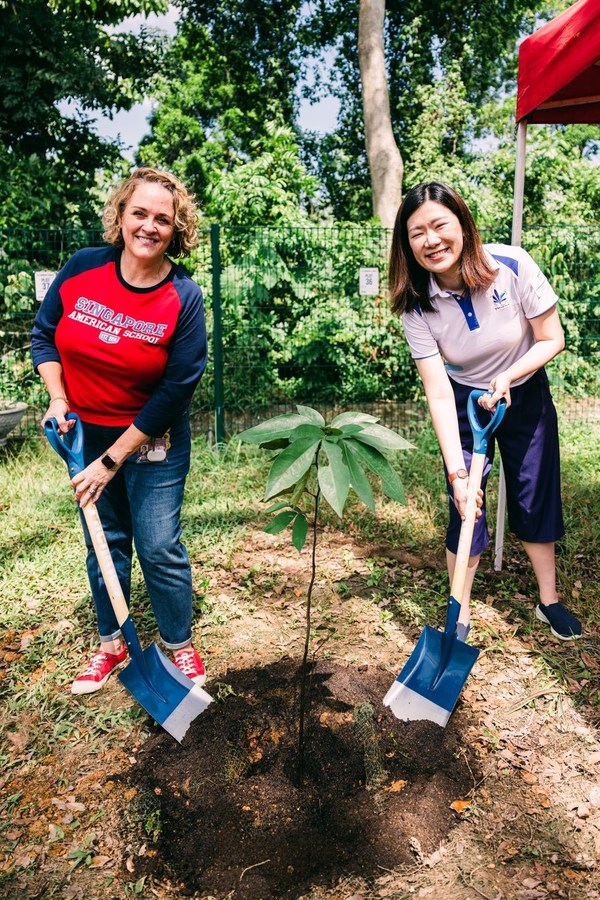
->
[0,0,598,230]
[0,0,169,228]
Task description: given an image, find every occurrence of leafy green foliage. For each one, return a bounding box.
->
[138,0,307,206]
[300,0,544,219]
[0,0,168,227]
[213,223,415,411]
[238,406,412,550]
[205,124,321,225]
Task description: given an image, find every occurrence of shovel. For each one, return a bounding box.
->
[383,390,507,727]
[45,413,212,742]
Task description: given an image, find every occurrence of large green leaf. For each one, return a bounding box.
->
[346,439,405,503]
[318,440,350,517]
[338,424,365,436]
[352,424,414,452]
[265,436,320,500]
[238,414,315,445]
[263,510,296,535]
[289,423,326,442]
[292,513,309,551]
[296,405,325,426]
[341,441,375,510]
[330,411,379,427]
[264,501,292,514]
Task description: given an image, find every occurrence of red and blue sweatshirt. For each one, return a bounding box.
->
[31,246,207,437]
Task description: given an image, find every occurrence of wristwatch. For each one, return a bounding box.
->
[101,452,119,470]
[448,468,468,484]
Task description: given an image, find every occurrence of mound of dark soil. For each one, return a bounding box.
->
[127,660,479,899]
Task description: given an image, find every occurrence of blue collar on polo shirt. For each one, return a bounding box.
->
[446,289,480,331]
[427,275,481,331]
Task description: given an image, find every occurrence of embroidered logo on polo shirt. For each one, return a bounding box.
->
[493,289,510,310]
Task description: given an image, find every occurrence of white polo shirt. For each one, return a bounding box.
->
[401,244,559,387]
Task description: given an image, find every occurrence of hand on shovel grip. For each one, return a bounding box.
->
[41,397,73,433]
[452,481,484,521]
[72,462,114,507]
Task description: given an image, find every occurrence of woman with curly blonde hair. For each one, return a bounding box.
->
[32,166,209,694]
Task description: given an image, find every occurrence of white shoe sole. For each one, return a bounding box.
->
[535,606,581,641]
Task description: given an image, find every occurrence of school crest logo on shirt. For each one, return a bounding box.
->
[492,289,510,310]
[99,332,121,344]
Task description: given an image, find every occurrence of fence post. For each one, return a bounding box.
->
[210,223,225,445]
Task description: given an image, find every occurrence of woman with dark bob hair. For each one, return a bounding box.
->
[32,167,209,694]
[389,181,581,642]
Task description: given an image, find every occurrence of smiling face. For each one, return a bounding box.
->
[406,200,465,292]
[119,181,176,269]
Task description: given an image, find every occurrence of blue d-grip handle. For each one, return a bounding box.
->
[44,413,85,478]
[467,390,507,454]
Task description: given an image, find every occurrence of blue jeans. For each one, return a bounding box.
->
[79,416,193,649]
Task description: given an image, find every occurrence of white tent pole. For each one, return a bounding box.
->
[494,119,528,571]
[511,120,528,246]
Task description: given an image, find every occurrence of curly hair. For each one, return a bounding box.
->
[389,181,497,316]
[102,167,199,258]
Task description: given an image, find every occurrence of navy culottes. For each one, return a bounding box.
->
[446,368,565,556]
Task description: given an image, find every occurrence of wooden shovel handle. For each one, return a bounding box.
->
[449,451,486,605]
[81,502,130,628]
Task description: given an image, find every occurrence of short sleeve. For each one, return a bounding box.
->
[401,309,440,360]
[517,249,559,319]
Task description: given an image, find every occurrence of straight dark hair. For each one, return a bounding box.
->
[389,182,498,316]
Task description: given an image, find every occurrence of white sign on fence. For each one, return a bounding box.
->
[359,267,379,296]
[35,271,57,303]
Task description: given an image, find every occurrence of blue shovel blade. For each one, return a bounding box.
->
[383,626,479,727]
[118,643,212,743]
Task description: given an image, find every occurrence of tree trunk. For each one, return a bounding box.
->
[358,0,403,228]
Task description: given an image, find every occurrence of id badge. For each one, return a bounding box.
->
[136,431,171,464]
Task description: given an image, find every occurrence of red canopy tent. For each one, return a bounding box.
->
[495,0,600,569]
[512,0,600,245]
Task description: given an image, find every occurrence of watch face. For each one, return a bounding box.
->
[101,453,116,470]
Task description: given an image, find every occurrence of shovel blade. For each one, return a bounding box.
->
[118,643,212,742]
[383,625,479,727]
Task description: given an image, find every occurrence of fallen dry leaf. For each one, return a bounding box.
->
[449,799,472,814]
[89,855,112,868]
[581,651,600,672]
[385,779,407,793]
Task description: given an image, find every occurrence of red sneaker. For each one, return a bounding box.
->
[173,646,206,685]
[71,646,127,695]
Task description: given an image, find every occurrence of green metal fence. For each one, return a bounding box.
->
[1,223,599,445]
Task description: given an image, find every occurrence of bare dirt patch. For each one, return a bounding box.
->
[125,660,479,899]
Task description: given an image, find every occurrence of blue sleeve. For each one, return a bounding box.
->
[132,270,208,436]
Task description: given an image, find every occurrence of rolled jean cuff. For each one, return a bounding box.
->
[99,629,123,644]
[160,634,193,651]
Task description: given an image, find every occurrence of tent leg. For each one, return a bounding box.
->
[494,120,528,572]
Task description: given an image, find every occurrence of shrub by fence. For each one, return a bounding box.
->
[0,223,598,443]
